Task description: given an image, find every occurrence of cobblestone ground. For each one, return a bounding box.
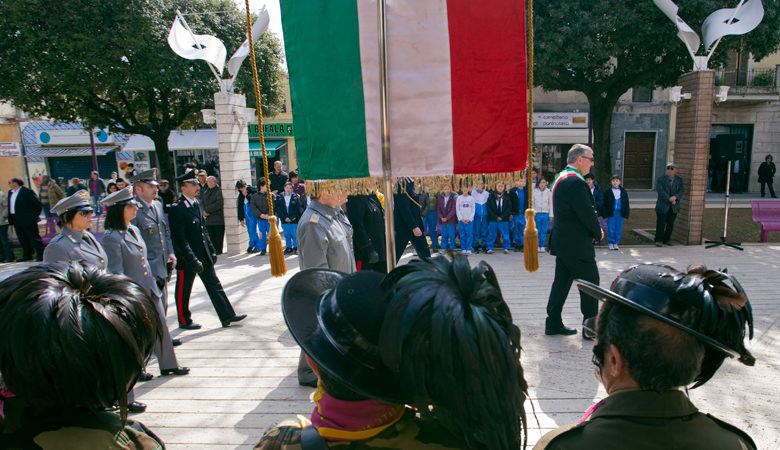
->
[3,243,777,448]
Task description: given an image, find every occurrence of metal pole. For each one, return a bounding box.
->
[89,131,99,173]
[378,0,396,270]
[723,160,731,237]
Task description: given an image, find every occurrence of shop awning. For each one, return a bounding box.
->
[123,130,219,151]
[249,139,287,158]
[25,146,119,157]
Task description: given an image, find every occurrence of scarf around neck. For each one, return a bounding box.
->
[309,384,405,441]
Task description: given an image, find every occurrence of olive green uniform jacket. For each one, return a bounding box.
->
[534,389,755,450]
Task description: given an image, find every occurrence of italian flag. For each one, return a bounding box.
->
[279,0,528,180]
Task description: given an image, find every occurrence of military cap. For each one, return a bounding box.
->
[282,269,404,404]
[102,186,138,208]
[176,169,200,185]
[129,168,159,186]
[50,190,92,216]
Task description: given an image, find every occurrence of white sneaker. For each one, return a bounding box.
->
[539,246,545,253]
[504,249,510,254]
[608,244,614,250]
[613,244,620,251]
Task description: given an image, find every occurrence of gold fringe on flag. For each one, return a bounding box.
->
[524,0,539,273]
[244,0,286,276]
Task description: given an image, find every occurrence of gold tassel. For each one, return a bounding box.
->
[267,215,286,276]
[524,209,539,272]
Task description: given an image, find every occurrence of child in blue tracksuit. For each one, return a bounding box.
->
[236,180,263,253]
[471,181,490,253]
[436,184,458,250]
[420,188,440,250]
[456,187,475,255]
[533,178,552,252]
[249,177,273,256]
[509,178,528,250]
[603,174,630,250]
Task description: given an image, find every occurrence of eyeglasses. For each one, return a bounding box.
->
[78,210,93,216]
[581,155,594,161]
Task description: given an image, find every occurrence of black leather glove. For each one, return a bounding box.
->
[187,253,204,274]
[368,249,380,264]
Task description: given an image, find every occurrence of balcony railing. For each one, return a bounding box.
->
[715,67,777,90]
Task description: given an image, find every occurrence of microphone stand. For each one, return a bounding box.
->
[706,160,743,250]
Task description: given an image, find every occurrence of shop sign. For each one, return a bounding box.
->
[532,113,588,128]
[0,142,21,157]
[35,129,115,145]
[249,149,277,158]
[248,123,294,138]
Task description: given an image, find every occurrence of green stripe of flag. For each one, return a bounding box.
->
[280,0,369,180]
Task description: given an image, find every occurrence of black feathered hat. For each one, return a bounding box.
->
[576,263,755,387]
[281,269,405,404]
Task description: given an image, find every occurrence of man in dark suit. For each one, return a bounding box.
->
[169,170,246,330]
[654,162,684,246]
[7,177,44,262]
[545,144,603,339]
[393,178,430,262]
[346,191,386,273]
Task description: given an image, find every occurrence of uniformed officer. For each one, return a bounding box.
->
[102,187,189,383]
[168,169,246,329]
[129,169,179,345]
[535,263,757,449]
[43,190,107,270]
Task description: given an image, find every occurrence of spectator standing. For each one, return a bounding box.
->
[201,176,225,255]
[249,178,273,256]
[106,182,119,195]
[88,171,107,215]
[43,190,106,269]
[107,171,118,186]
[585,173,607,245]
[436,183,458,251]
[39,175,64,218]
[486,182,512,254]
[346,191,386,273]
[115,178,128,190]
[0,189,13,262]
[235,180,263,254]
[456,186,475,255]
[509,177,529,251]
[157,179,175,212]
[654,162,684,246]
[8,177,44,262]
[758,154,777,198]
[125,163,138,178]
[275,182,302,254]
[603,174,630,250]
[533,178,553,252]
[66,177,86,196]
[393,178,431,261]
[268,160,289,195]
[471,181,490,253]
[289,170,306,199]
[420,186,440,250]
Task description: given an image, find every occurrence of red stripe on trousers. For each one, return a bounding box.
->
[446,0,528,174]
[176,269,186,325]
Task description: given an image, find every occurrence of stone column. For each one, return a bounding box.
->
[212,91,253,255]
[671,70,713,245]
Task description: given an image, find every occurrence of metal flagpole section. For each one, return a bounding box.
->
[378,0,396,270]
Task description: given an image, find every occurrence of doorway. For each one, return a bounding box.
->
[623,132,655,189]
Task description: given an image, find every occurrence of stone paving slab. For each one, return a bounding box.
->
[2,244,779,449]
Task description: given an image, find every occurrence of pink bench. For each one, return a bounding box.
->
[751,200,780,242]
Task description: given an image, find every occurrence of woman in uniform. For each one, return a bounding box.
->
[43,190,107,269]
[101,187,189,392]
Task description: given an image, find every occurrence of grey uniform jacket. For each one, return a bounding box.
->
[131,197,174,281]
[101,224,161,298]
[297,200,355,273]
[43,227,107,270]
[655,175,684,214]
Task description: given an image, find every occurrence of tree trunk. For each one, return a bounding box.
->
[151,133,175,186]
[587,95,619,185]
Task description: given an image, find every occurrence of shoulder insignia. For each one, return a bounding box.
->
[67,234,77,243]
[310,214,319,224]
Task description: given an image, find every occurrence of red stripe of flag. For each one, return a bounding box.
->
[446,0,528,174]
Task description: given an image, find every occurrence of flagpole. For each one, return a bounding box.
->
[378,0,396,270]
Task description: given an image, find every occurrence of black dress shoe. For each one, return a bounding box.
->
[179,322,202,330]
[138,371,154,382]
[161,366,190,376]
[545,325,577,336]
[128,401,147,413]
[582,317,597,341]
[172,338,182,347]
[221,314,247,327]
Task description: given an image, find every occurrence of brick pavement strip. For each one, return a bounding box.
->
[69,246,780,448]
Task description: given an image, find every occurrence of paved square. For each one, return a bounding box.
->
[120,245,779,448]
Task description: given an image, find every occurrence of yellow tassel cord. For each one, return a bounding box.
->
[524,0,539,273]
[244,1,286,276]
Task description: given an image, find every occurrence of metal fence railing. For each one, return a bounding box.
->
[716,67,777,88]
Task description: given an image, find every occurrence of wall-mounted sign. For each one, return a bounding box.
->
[36,129,114,145]
[248,123,294,138]
[0,142,21,157]
[532,113,588,128]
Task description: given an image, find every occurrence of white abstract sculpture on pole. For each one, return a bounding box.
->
[653,0,764,70]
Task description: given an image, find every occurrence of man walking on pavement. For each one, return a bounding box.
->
[168,169,246,330]
[544,144,603,339]
[654,162,684,246]
[295,187,355,387]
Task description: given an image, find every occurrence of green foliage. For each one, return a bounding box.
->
[0,0,284,181]
[533,0,780,182]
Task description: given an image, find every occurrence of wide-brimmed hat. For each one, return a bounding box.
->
[281,269,404,404]
[575,263,754,361]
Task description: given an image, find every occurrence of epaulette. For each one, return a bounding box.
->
[309,214,320,224]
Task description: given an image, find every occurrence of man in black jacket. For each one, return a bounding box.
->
[7,177,44,262]
[654,162,684,246]
[169,170,246,330]
[393,178,430,262]
[346,192,386,273]
[545,145,603,339]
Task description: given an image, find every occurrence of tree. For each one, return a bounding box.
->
[0,0,284,182]
[533,0,780,183]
